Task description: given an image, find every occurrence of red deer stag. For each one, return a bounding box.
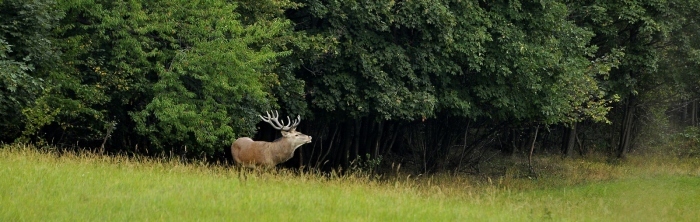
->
[231,111,312,168]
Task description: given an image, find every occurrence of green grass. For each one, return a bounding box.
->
[1,144,699,221]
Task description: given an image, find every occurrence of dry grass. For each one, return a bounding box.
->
[1,143,699,221]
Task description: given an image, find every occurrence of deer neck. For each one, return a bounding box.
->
[269,138,298,163]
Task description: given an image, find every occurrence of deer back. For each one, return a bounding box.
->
[231,135,307,168]
[230,111,312,168]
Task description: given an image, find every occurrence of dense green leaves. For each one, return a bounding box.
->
[127,0,294,153]
[1,0,698,163]
[566,0,700,156]
[293,0,616,124]
[5,0,300,155]
[0,0,62,141]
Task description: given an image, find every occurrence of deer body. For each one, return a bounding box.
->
[231,111,312,168]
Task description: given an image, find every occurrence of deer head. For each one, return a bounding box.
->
[230,111,312,168]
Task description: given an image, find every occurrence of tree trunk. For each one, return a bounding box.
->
[528,125,540,178]
[683,102,688,125]
[380,122,399,156]
[352,119,362,161]
[505,129,517,155]
[340,123,353,168]
[692,100,697,127]
[617,96,637,158]
[373,121,384,157]
[562,123,576,158]
[315,125,339,169]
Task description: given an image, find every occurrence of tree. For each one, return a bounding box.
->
[287,0,618,168]
[16,0,300,156]
[0,0,62,142]
[567,0,700,158]
[128,0,296,155]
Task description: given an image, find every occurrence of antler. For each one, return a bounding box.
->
[259,110,301,131]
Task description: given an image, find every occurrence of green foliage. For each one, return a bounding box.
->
[567,0,700,155]
[474,0,618,124]
[6,0,301,154]
[0,0,62,141]
[293,0,617,124]
[567,0,691,100]
[674,126,700,157]
[2,0,699,163]
[0,40,35,140]
[297,0,459,120]
[19,96,59,143]
[126,0,295,154]
[17,0,151,143]
[348,153,383,176]
[0,0,62,68]
[679,127,700,145]
[661,0,700,98]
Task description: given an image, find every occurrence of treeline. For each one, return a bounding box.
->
[2,0,699,172]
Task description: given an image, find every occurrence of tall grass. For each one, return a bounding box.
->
[1,143,699,221]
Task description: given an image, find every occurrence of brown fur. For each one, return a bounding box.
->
[231,130,311,168]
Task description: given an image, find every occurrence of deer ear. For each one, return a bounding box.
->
[280,130,291,137]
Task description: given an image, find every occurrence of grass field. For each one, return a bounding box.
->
[1,144,699,221]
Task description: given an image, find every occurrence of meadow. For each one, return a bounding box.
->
[1,143,699,221]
